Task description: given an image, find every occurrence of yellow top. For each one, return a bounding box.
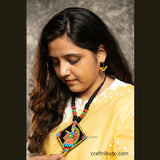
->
[43,79,134,160]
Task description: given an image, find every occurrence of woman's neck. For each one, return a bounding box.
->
[76,73,104,104]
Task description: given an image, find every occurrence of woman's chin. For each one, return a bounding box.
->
[68,87,80,93]
[67,85,84,93]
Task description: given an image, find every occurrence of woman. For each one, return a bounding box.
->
[27,7,134,160]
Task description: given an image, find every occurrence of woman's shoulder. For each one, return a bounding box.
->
[109,78,134,91]
[95,78,134,115]
[98,77,134,100]
[110,78,134,106]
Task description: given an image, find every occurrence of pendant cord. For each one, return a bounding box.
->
[72,74,107,123]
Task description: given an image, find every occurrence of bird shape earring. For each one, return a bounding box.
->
[99,63,108,71]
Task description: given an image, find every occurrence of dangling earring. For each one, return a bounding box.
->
[99,62,108,71]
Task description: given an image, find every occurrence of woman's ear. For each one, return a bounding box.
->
[97,44,107,63]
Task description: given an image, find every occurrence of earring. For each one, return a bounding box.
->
[99,63,108,71]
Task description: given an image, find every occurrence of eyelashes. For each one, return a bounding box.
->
[69,58,80,64]
[52,58,81,67]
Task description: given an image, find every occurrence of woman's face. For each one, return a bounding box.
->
[48,36,105,94]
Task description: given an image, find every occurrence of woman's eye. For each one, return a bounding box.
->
[69,58,80,64]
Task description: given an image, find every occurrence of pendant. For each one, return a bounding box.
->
[56,121,87,156]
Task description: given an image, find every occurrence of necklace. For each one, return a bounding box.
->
[56,74,106,156]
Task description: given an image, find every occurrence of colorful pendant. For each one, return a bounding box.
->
[56,120,87,156]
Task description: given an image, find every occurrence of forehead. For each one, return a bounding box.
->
[48,36,94,58]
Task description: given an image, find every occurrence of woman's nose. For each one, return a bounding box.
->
[59,62,70,77]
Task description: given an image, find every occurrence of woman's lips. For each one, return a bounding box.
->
[65,79,76,84]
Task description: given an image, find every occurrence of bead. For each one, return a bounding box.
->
[82,112,86,116]
[73,112,77,115]
[72,109,76,112]
[80,114,85,119]
[83,109,88,113]
[72,106,76,109]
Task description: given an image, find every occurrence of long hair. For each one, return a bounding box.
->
[28,7,133,154]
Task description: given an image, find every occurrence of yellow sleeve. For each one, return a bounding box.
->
[106,86,134,160]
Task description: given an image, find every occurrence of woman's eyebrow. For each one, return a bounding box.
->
[49,53,82,59]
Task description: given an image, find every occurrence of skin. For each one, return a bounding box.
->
[48,35,114,103]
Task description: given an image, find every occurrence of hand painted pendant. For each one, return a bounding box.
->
[56,120,87,156]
